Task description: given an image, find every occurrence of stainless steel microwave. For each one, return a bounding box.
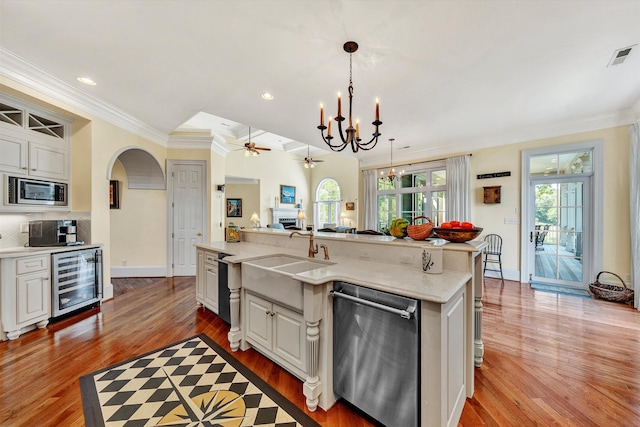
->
[7,176,68,206]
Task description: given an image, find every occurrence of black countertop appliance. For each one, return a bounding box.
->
[29,219,84,247]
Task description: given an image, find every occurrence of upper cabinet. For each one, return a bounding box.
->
[0,93,73,212]
[0,95,71,181]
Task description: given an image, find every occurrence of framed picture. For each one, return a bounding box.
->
[109,180,120,209]
[346,202,355,210]
[280,185,296,204]
[227,198,242,217]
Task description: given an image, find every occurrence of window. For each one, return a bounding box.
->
[314,178,341,229]
[376,161,446,231]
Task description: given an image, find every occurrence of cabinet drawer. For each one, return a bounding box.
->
[16,255,49,275]
[205,252,217,263]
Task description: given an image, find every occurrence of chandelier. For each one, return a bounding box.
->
[381,138,403,183]
[318,41,382,153]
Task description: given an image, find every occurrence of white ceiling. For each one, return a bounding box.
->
[1,0,639,167]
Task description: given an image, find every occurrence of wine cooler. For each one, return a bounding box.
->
[52,248,103,318]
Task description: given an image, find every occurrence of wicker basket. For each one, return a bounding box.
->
[407,216,434,241]
[588,271,634,304]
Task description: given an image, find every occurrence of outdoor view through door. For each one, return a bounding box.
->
[528,150,592,288]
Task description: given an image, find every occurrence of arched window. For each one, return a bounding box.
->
[314,178,341,230]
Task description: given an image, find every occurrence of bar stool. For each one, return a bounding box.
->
[483,234,504,286]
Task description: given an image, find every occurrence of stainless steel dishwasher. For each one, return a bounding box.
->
[332,281,420,427]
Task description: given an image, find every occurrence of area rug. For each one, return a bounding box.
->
[80,334,319,427]
[530,282,591,298]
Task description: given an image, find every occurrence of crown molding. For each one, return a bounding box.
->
[167,134,229,157]
[0,47,168,147]
[360,110,637,168]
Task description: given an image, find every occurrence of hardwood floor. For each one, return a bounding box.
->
[1,276,639,426]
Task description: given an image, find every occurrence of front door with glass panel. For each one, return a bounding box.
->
[527,152,591,288]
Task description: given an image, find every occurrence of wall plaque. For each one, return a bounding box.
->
[477,171,511,179]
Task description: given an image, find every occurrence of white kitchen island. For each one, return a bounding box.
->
[196,228,486,427]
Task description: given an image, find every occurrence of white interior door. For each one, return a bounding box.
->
[170,161,206,276]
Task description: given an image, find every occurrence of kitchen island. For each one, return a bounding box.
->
[196,228,486,427]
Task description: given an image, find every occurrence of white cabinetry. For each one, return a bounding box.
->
[1,94,72,212]
[245,292,306,378]
[196,248,218,314]
[0,134,68,181]
[1,254,51,340]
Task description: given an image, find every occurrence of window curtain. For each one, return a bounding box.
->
[446,155,471,221]
[362,169,378,229]
[629,121,639,310]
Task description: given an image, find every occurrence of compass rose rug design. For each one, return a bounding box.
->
[80,334,319,427]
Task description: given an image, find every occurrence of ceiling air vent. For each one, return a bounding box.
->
[607,44,636,67]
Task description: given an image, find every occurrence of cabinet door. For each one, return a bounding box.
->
[246,293,272,349]
[28,141,68,180]
[16,272,50,324]
[204,263,218,313]
[0,134,28,175]
[273,304,306,372]
[196,250,204,301]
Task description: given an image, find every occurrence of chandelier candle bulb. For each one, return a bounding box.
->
[320,103,324,125]
[356,120,360,138]
[375,98,379,121]
[328,117,332,136]
[337,92,342,117]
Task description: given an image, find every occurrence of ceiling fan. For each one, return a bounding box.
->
[236,127,271,156]
[300,145,324,168]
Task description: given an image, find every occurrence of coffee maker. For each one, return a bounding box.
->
[29,220,83,247]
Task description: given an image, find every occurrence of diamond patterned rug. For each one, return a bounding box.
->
[79,334,320,427]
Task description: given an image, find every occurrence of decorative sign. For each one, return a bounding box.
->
[477,171,511,179]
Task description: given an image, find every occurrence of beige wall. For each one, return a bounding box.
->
[109,159,167,267]
[310,152,360,228]
[224,142,310,224]
[358,125,631,281]
[3,76,631,284]
[91,119,168,287]
[225,182,260,229]
[469,125,630,279]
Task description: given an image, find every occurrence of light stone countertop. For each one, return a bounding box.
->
[196,240,473,303]
[0,244,103,259]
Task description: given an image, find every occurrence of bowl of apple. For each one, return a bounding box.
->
[433,221,483,243]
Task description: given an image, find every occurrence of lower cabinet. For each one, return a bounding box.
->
[1,254,51,340]
[196,248,218,314]
[245,292,306,377]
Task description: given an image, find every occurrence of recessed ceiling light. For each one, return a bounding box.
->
[261,92,274,101]
[77,77,96,86]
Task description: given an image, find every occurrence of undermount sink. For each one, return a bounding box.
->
[242,255,333,311]
[243,255,305,268]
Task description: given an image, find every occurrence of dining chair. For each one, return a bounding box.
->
[483,234,505,287]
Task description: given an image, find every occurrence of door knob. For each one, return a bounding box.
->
[197,232,202,236]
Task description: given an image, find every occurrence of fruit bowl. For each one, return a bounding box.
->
[433,227,483,243]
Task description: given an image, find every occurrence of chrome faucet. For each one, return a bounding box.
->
[289,231,318,258]
[320,244,330,260]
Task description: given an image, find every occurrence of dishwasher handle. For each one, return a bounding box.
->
[330,290,416,320]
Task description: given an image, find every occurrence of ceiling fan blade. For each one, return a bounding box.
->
[254,147,271,151]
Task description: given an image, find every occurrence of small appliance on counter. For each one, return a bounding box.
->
[28,220,84,247]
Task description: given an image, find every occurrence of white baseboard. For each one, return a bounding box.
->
[483,268,520,282]
[110,265,167,278]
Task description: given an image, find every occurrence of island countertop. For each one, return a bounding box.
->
[196,240,472,304]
